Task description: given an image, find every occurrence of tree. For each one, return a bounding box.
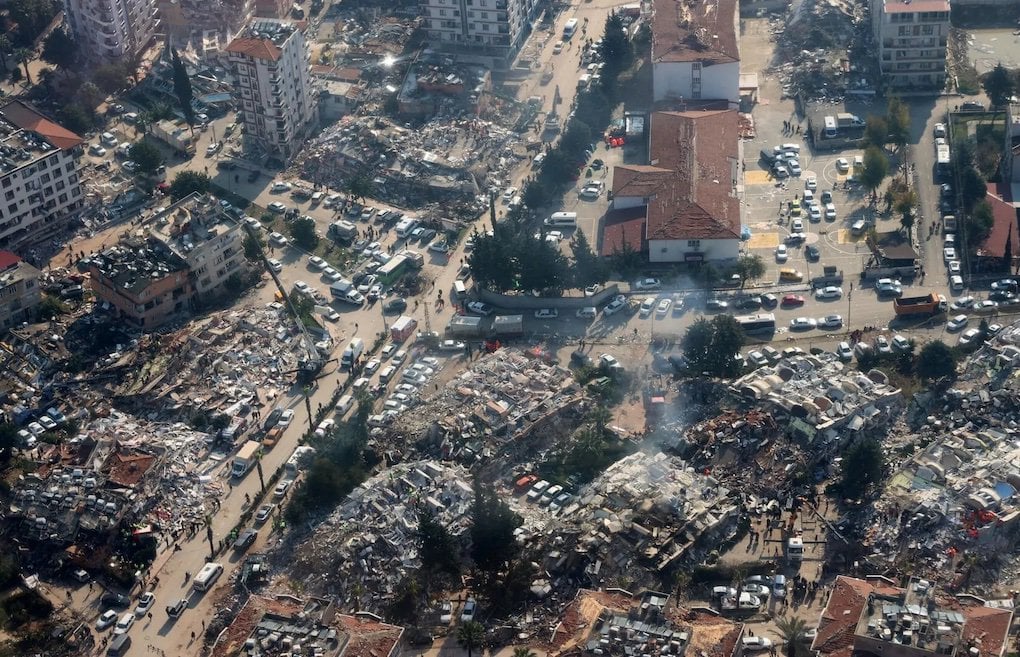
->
[243,231,265,263]
[599,12,633,77]
[37,295,68,320]
[289,215,320,250]
[960,167,988,212]
[469,477,522,575]
[457,621,485,657]
[93,62,128,94]
[886,97,910,152]
[775,615,811,657]
[916,340,958,380]
[344,174,372,205]
[859,145,889,198]
[1005,229,1014,273]
[863,115,888,150]
[983,63,1014,108]
[8,0,60,46]
[468,227,516,292]
[13,48,32,85]
[966,199,995,245]
[170,49,196,128]
[839,439,884,499]
[681,315,746,378]
[513,648,537,657]
[522,179,550,210]
[76,81,103,108]
[0,423,18,465]
[168,171,211,201]
[128,141,164,176]
[735,253,766,288]
[894,189,917,235]
[58,104,93,134]
[41,28,76,72]
[570,229,608,290]
[0,34,11,71]
[417,508,461,574]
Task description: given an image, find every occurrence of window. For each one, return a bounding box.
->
[55,180,65,191]
[6,204,15,214]
[4,191,12,201]
[58,193,67,203]
[1,178,10,188]
[898,25,910,36]
[687,240,701,249]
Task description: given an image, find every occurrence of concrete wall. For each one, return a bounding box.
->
[476,284,620,310]
[648,238,739,263]
[653,61,740,104]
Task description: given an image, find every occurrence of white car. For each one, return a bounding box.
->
[934,123,947,138]
[364,358,381,376]
[773,164,789,178]
[742,637,774,651]
[836,341,853,360]
[134,591,156,617]
[820,314,843,329]
[122,160,139,173]
[599,353,623,370]
[37,415,56,430]
[96,610,119,631]
[634,278,661,290]
[273,481,291,498]
[314,418,335,438]
[466,301,494,316]
[944,247,957,262]
[604,295,628,315]
[308,256,327,270]
[791,219,804,233]
[775,244,788,262]
[114,612,134,635]
[951,296,975,310]
[787,160,802,176]
[639,296,656,317]
[892,335,911,352]
[959,328,982,347]
[205,142,222,156]
[805,176,817,191]
[293,281,311,294]
[271,182,292,193]
[89,144,108,156]
[947,314,969,332]
[269,231,288,246]
[501,186,518,203]
[815,286,843,300]
[534,308,559,319]
[874,335,892,354]
[267,258,283,273]
[748,351,768,367]
[790,317,818,330]
[278,408,295,427]
[322,267,343,282]
[948,260,961,274]
[655,298,672,316]
[824,203,836,221]
[835,157,850,173]
[268,202,287,214]
[808,204,822,222]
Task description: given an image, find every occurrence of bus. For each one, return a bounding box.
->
[375,255,408,285]
[734,313,777,336]
[935,144,951,181]
[192,562,223,592]
[563,18,578,39]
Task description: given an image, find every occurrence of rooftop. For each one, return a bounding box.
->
[882,0,950,14]
[226,20,302,61]
[600,207,647,257]
[211,594,347,657]
[148,193,241,259]
[336,613,404,657]
[651,0,739,65]
[88,241,189,295]
[612,110,741,242]
[975,184,1019,260]
[0,100,82,176]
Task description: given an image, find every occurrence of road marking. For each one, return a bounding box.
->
[747,232,779,249]
[745,170,773,185]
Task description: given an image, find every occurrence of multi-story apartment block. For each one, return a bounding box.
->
[226,19,316,161]
[63,0,160,63]
[0,101,85,253]
[0,251,41,332]
[157,0,254,42]
[872,0,950,91]
[421,0,538,68]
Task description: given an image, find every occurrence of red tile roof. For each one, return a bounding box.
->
[883,0,949,13]
[103,449,156,487]
[652,0,739,65]
[225,37,282,61]
[337,614,404,657]
[600,207,647,257]
[0,251,21,272]
[811,576,902,657]
[976,184,1019,260]
[611,110,741,242]
[959,604,1013,657]
[0,100,83,150]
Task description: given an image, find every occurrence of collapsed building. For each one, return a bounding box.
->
[396,57,491,119]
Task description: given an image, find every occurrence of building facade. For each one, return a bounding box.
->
[0,101,85,253]
[421,0,538,68]
[0,251,40,332]
[226,19,316,162]
[651,0,740,103]
[88,243,192,329]
[63,0,160,62]
[872,0,950,91]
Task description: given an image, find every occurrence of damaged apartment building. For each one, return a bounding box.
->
[396,56,491,119]
[87,193,251,329]
[157,0,255,47]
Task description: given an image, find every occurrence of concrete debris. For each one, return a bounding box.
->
[284,460,474,609]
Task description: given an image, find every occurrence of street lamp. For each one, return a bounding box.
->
[846,284,853,334]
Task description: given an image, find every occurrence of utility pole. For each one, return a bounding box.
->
[205,515,215,558]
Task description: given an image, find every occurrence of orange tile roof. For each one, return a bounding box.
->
[612,110,741,242]
[0,99,83,150]
[652,0,739,65]
[960,604,1013,657]
[811,576,901,657]
[976,184,1019,260]
[103,449,156,487]
[600,207,647,257]
[225,37,282,61]
[337,614,404,657]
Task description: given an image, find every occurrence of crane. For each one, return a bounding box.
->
[242,225,325,385]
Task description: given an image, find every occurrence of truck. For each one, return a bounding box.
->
[894,292,948,316]
[563,18,578,39]
[328,220,358,243]
[811,266,844,288]
[390,315,418,342]
[936,144,951,181]
[448,314,484,338]
[232,441,261,478]
[330,280,365,306]
[943,215,957,233]
[836,112,864,128]
[149,119,196,157]
[492,314,524,337]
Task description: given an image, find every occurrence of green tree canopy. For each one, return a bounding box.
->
[735,253,766,288]
[886,97,910,151]
[599,12,633,77]
[681,315,746,377]
[859,145,889,197]
[128,141,164,176]
[863,115,888,150]
[775,615,811,657]
[469,477,522,575]
[983,63,1014,108]
[839,439,885,499]
[417,508,461,574]
[40,28,77,71]
[457,621,485,657]
[965,200,995,245]
[289,215,320,250]
[916,340,958,380]
[168,171,211,201]
[570,228,609,290]
[171,49,196,127]
[243,231,265,262]
[960,167,988,212]
[0,423,19,465]
[93,62,128,94]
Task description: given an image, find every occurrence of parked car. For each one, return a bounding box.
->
[96,610,119,631]
[634,278,661,290]
[603,295,628,316]
[535,308,559,319]
[815,286,843,300]
[233,529,257,551]
[947,314,969,332]
[790,317,817,330]
[134,592,156,617]
[466,301,494,316]
[255,504,275,524]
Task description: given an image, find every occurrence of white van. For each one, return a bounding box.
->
[335,394,354,416]
[453,280,467,300]
[192,562,223,592]
[395,217,418,238]
[544,212,577,228]
[823,116,837,138]
[341,337,365,368]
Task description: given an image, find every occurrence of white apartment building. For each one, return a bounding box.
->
[0,101,85,253]
[226,19,316,162]
[872,0,950,91]
[63,0,160,62]
[421,0,538,68]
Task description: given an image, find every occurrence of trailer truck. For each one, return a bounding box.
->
[894,292,948,316]
[232,440,261,478]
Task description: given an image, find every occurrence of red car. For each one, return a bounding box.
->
[781,294,805,307]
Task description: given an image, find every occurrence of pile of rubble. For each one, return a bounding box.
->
[283,460,473,610]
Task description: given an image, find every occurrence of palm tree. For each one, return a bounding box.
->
[512,647,536,657]
[457,620,485,657]
[0,35,10,72]
[775,614,810,657]
[13,48,33,85]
